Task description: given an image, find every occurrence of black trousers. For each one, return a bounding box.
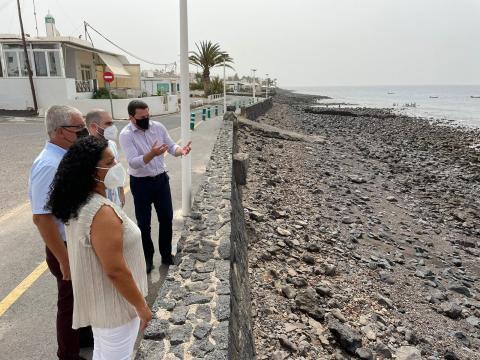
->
[130,173,173,261]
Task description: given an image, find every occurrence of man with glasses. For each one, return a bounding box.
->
[29,105,91,359]
[119,100,192,273]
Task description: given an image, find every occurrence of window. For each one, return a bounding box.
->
[18,51,32,77]
[157,83,169,95]
[2,43,62,77]
[3,44,23,49]
[80,64,91,80]
[32,44,57,49]
[5,51,19,77]
[34,52,48,76]
[48,51,61,76]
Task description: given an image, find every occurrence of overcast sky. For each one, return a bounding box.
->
[1,0,479,86]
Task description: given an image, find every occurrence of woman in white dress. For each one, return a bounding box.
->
[47,136,151,360]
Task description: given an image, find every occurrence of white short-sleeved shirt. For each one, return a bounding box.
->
[105,140,122,207]
[28,142,67,240]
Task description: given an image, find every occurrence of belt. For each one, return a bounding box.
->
[132,172,167,179]
[150,171,167,178]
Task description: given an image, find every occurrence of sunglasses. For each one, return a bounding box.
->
[61,125,85,130]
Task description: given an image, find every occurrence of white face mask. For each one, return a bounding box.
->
[96,163,126,189]
[97,124,118,141]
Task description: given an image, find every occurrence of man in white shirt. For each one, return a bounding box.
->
[85,109,125,208]
[29,105,92,359]
[119,100,191,273]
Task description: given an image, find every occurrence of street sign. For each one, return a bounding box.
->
[103,71,114,83]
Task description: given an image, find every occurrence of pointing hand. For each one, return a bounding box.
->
[181,141,192,156]
[150,141,169,157]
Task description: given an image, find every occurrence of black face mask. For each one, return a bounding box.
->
[75,128,90,139]
[136,117,150,130]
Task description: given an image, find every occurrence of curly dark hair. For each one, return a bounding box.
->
[46,136,109,224]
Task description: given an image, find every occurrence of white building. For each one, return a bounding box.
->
[225,80,243,93]
[0,12,139,115]
[225,80,261,93]
[141,71,180,96]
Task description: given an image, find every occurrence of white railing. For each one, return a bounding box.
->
[191,99,204,108]
[207,93,223,102]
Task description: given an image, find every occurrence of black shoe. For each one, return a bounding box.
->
[162,254,175,266]
[146,258,154,274]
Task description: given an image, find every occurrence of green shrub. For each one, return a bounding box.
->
[206,77,223,96]
[93,87,120,99]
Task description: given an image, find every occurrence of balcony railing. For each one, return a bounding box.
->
[75,80,92,93]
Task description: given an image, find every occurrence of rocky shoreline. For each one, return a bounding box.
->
[237,90,480,359]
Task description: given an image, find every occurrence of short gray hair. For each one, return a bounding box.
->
[45,105,83,137]
[85,109,108,127]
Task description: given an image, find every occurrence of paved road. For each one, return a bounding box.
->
[0,106,228,359]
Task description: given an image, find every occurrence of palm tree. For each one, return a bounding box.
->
[189,41,234,95]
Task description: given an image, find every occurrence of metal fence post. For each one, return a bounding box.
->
[190,112,195,130]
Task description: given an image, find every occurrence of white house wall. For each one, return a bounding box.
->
[167,95,179,113]
[141,79,173,96]
[0,78,177,118]
[65,95,177,119]
[63,47,77,78]
[0,78,70,112]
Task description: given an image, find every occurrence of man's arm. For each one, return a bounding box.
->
[119,131,150,169]
[30,164,70,280]
[160,123,182,157]
[32,214,70,280]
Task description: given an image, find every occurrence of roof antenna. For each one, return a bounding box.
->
[32,0,39,36]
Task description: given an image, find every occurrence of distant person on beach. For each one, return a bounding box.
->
[28,105,93,359]
[119,100,192,273]
[86,109,125,208]
[47,136,151,359]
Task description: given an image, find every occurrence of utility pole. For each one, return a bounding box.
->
[179,0,192,215]
[223,56,227,113]
[17,0,38,113]
[32,0,39,37]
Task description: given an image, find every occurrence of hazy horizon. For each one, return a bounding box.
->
[1,0,479,86]
[286,83,480,88]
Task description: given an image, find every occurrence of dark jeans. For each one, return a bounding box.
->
[130,173,173,261]
[46,247,92,359]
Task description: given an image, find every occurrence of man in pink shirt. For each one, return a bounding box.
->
[119,100,191,273]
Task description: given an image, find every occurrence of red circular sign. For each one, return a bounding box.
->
[103,71,114,83]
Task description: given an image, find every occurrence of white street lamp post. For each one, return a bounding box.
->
[179,0,191,215]
[266,73,269,98]
[252,68,256,102]
[223,57,227,113]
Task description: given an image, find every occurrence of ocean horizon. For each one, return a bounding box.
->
[288,85,480,128]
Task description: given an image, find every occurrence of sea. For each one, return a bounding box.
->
[289,85,480,128]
